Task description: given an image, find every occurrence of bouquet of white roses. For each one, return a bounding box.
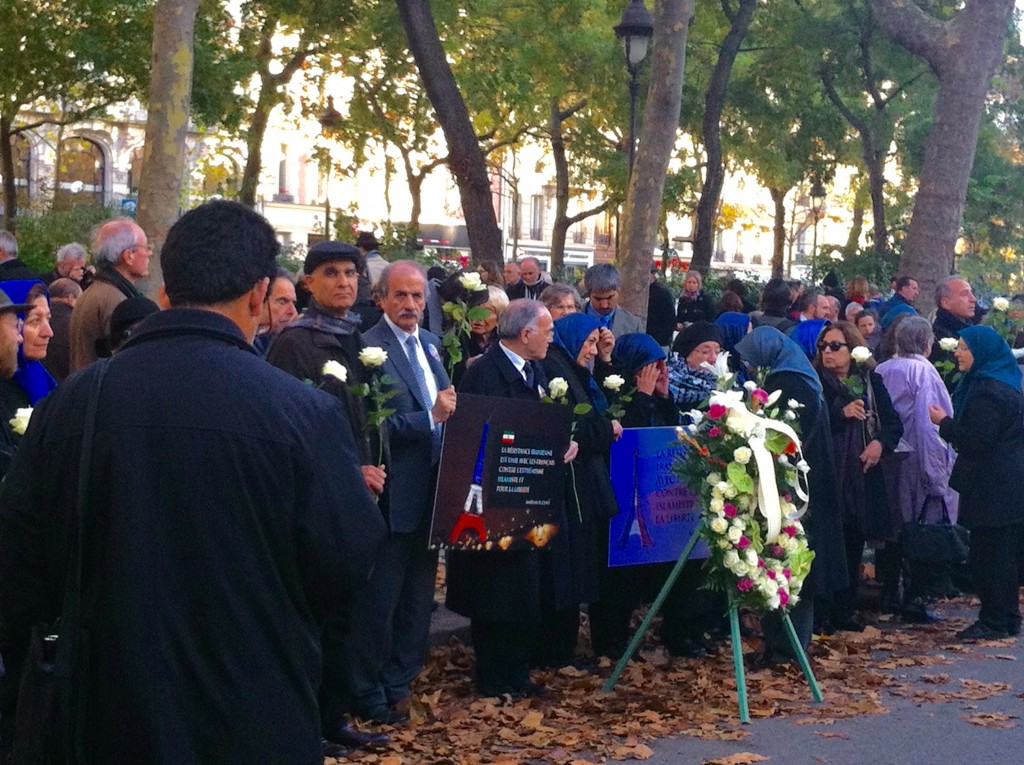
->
[674,354,815,612]
[441,272,491,376]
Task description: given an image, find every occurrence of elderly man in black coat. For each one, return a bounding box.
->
[447,299,578,697]
[0,201,388,765]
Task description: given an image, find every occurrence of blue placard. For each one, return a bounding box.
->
[608,427,708,567]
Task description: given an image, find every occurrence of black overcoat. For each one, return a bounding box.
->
[0,309,388,765]
[445,343,550,622]
[939,377,1024,529]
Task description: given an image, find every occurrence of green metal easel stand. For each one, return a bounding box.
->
[601,522,824,724]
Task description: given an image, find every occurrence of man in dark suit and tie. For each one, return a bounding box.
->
[358,261,457,721]
[446,299,578,697]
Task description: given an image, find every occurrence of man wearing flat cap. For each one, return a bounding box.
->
[265,241,392,755]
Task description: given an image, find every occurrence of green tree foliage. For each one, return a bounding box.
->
[0,0,150,227]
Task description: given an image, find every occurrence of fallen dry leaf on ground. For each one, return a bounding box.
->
[702,753,770,765]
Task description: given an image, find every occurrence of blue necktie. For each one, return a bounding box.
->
[524,361,536,392]
[405,335,442,462]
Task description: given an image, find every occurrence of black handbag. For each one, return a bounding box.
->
[11,359,108,765]
[901,496,970,565]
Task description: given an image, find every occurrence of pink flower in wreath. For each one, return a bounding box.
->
[783,525,798,537]
[737,578,754,592]
[737,536,750,549]
[782,568,791,578]
[766,569,776,579]
[723,503,737,518]
[708,426,722,437]
[771,545,785,557]
[751,388,769,405]
[708,403,728,420]
[779,590,790,606]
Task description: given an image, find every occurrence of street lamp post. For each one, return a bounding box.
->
[614,0,655,178]
[317,96,342,240]
[809,181,826,283]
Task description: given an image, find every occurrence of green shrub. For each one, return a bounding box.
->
[14,206,116,274]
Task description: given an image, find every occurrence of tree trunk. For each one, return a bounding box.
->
[769,187,787,277]
[0,118,17,230]
[239,87,275,206]
[618,0,697,323]
[136,0,201,296]
[397,0,503,264]
[549,100,571,279]
[871,0,1015,314]
[690,0,757,276]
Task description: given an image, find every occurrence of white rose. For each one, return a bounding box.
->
[9,407,32,436]
[787,398,804,409]
[761,579,779,596]
[548,377,569,399]
[733,447,752,465]
[745,549,758,566]
[796,459,810,473]
[722,484,738,499]
[850,346,872,364]
[727,525,743,543]
[687,410,704,426]
[706,472,722,485]
[939,337,959,352]
[743,380,757,392]
[723,550,740,568]
[783,410,796,421]
[321,360,348,383]
[710,497,725,514]
[718,539,732,550]
[993,296,1010,311]
[789,592,800,606]
[715,481,730,495]
[458,272,486,291]
[732,561,750,576]
[359,346,389,367]
[603,374,626,392]
[731,517,746,530]
[710,517,729,534]
[768,594,781,610]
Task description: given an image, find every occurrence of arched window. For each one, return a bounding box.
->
[55,137,106,208]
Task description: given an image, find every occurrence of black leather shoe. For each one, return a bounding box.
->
[957,621,1010,641]
[901,600,944,624]
[358,705,410,726]
[321,739,348,759]
[325,722,390,749]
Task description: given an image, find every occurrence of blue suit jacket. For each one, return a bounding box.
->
[362,319,451,533]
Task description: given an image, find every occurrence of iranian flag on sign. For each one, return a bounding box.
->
[501,431,515,445]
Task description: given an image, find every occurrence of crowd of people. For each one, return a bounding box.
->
[0,204,1020,763]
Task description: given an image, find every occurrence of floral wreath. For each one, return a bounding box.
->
[674,354,815,612]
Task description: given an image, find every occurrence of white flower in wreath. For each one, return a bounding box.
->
[765,389,782,407]
[723,550,740,568]
[768,593,781,610]
[789,592,800,606]
[796,459,810,473]
[787,398,804,409]
[993,296,1010,312]
[701,351,733,380]
[706,472,722,485]
[710,516,729,534]
[359,347,388,367]
[733,446,752,465]
[732,561,750,576]
[784,409,796,421]
[722,484,738,499]
[850,345,872,364]
[718,539,732,550]
[714,480,730,495]
[321,360,348,383]
[687,409,704,426]
[938,337,959,352]
[548,377,569,400]
[727,525,743,544]
[743,380,758,392]
[710,497,725,514]
[745,549,758,567]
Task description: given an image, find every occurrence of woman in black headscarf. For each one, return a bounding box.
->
[533,313,621,667]
[735,326,848,652]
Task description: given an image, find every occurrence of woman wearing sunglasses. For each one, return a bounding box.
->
[813,321,903,634]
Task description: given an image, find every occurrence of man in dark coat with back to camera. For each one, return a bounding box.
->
[0,200,388,765]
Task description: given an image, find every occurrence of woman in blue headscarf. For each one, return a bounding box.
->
[534,312,620,666]
[790,318,830,359]
[734,326,848,655]
[0,281,55,435]
[715,311,753,385]
[929,325,1024,640]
